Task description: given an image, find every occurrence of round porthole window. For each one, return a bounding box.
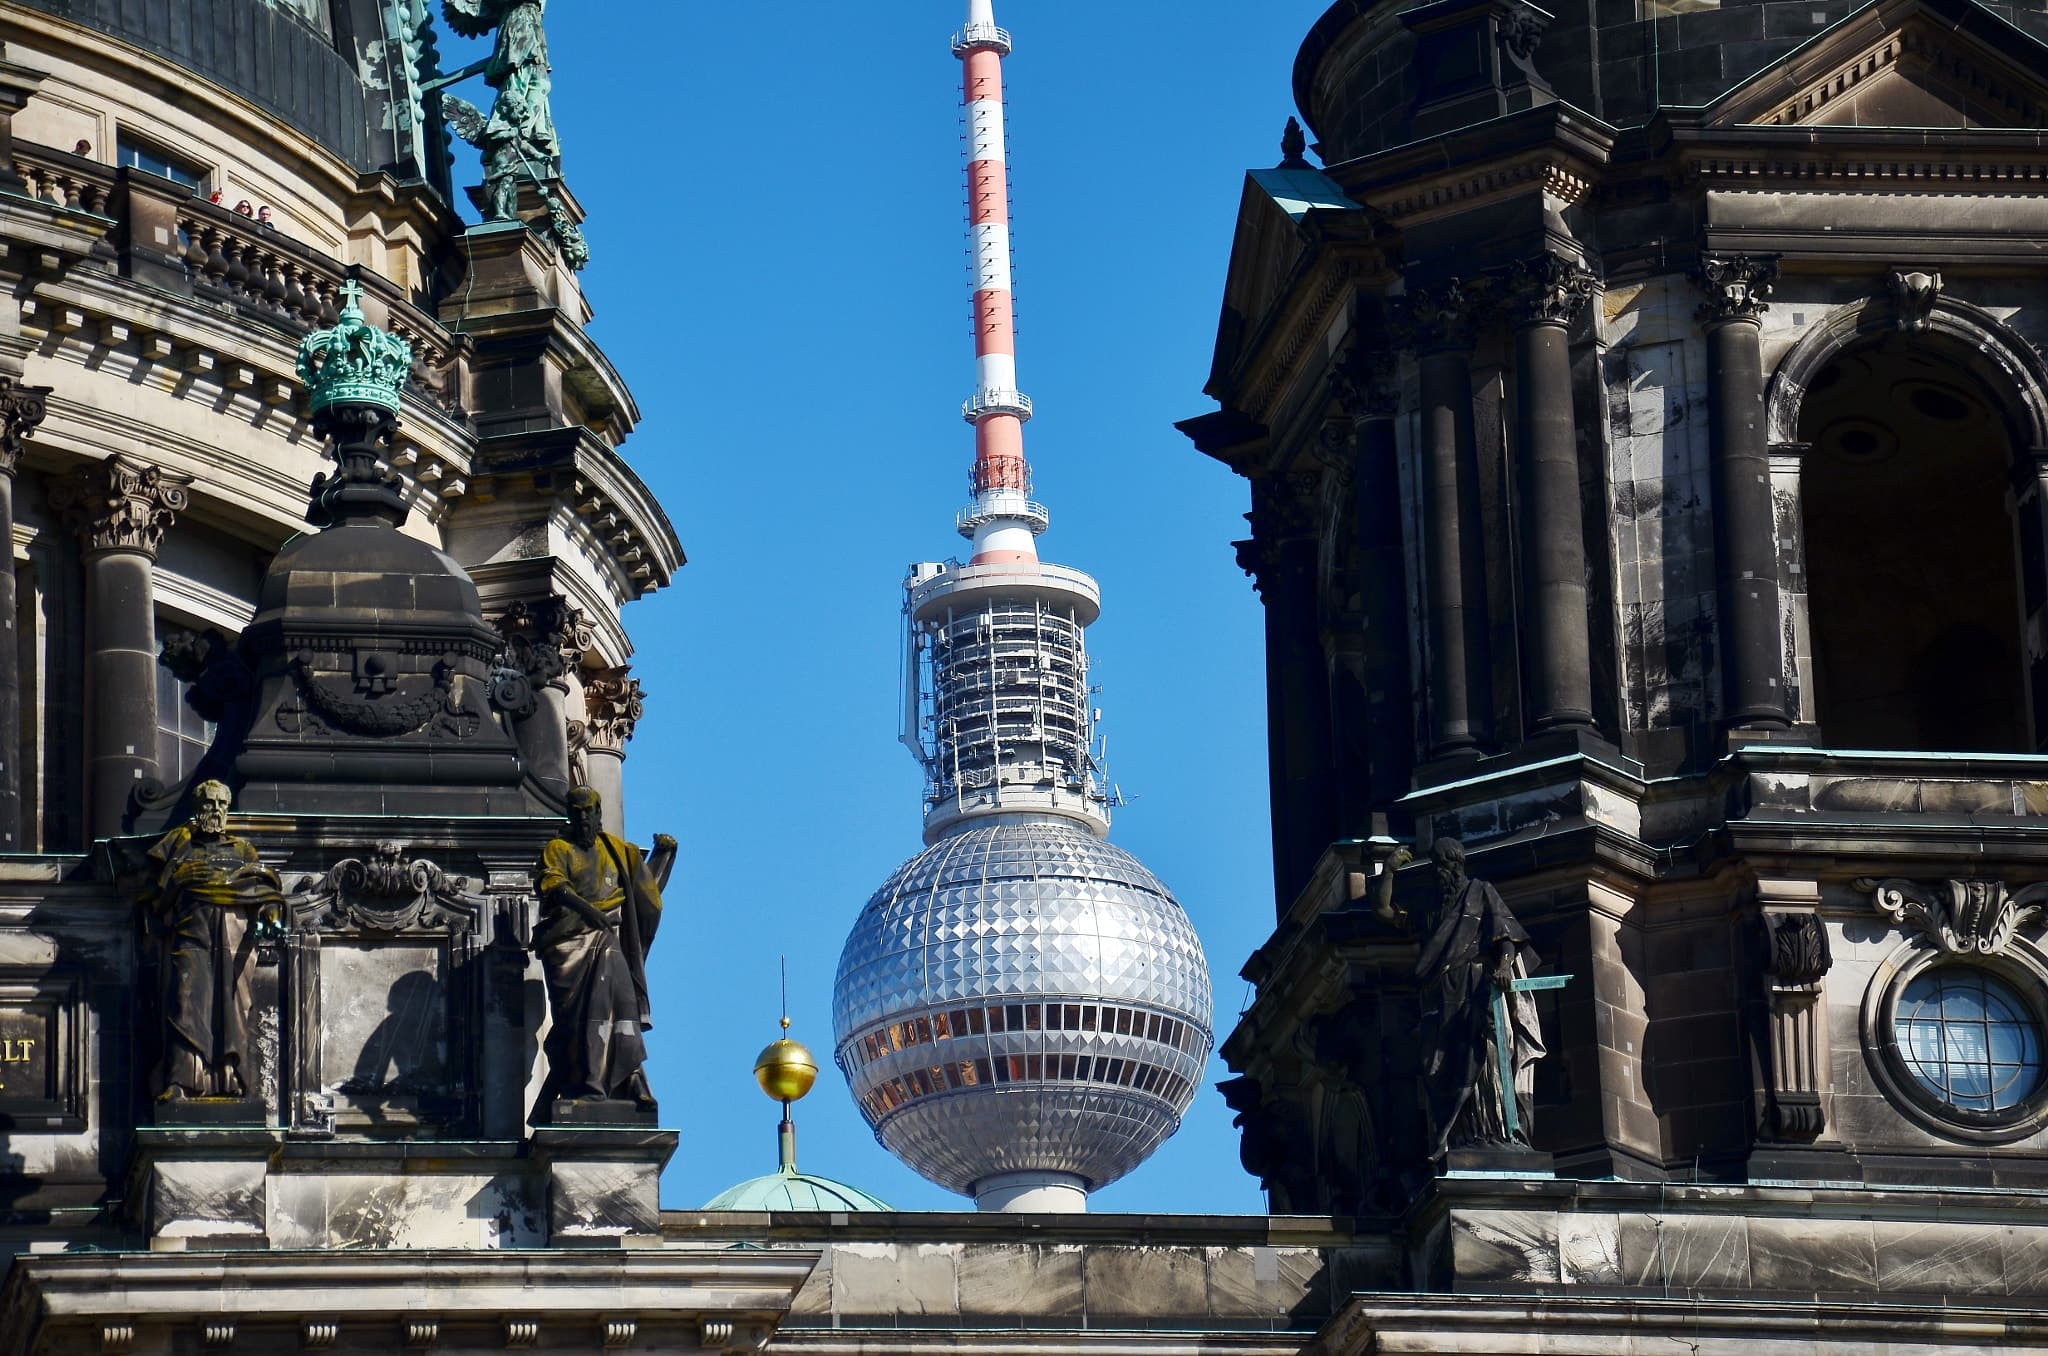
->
[1896,968,2044,1114]
[1866,947,2048,1144]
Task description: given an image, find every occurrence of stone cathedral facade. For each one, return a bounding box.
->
[1183,0,2048,1343]
[8,0,2048,1354]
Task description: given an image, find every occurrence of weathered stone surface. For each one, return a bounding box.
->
[1556,1213,1622,1285]
[1206,1245,1327,1318]
[268,1172,543,1250]
[1449,1209,1560,1286]
[1747,1217,1878,1291]
[1619,1213,1751,1289]
[830,1243,959,1318]
[547,1158,661,1242]
[1874,1221,2006,1296]
[319,942,449,1114]
[1082,1246,1208,1316]
[2002,1223,2048,1297]
[954,1244,1083,1317]
[145,1156,268,1245]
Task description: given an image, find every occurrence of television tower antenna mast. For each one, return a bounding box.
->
[835,0,1213,1216]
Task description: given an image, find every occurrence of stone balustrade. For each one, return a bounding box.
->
[12,140,468,421]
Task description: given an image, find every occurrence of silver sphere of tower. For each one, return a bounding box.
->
[833,816,1213,1210]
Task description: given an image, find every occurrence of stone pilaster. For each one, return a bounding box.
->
[1404,282,1494,758]
[1237,472,1337,916]
[47,454,190,839]
[0,376,48,849]
[1695,253,1790,731]
[1329,341,1415,816]
[579,665,643,837]
[493,596,588,808]
[1506,256,1597,734]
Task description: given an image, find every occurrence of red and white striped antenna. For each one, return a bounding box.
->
[953,0,1046,566]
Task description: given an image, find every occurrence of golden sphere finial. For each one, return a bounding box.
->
[754,1030,818,1104]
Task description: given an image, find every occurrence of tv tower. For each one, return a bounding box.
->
[832,0,1214,1213]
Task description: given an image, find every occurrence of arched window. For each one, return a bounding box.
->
[1797,338,2033,751]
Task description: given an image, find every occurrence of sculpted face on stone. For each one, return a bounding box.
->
[566,789,601,850]
[191,779,231,838]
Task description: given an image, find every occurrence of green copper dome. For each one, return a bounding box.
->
[703,1168,890,1212]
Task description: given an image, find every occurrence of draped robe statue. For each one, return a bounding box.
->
[1376,838,1547,1155]
[140,780,286,1101]
[534,788,676,1106]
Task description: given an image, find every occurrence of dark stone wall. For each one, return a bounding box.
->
[13,0,395,172]
[1296,0,2048,160]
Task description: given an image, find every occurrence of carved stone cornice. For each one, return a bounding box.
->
[46,454,191,557]
[581,665,644,755]
[493,596,588,694]
[1504,255,1595,327]
[1692,253,1779,328]
[1857,876,2048,956]
[0,374,49,476]
[1399,280,1481,354]
[1366,157,1594,226]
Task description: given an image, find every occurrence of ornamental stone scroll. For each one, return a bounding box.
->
[1855,876,2048,956]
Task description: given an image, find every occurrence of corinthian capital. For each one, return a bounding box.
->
[494,595,589,693]
[1399,281,1482,354]
[581,666,644,753]
[47,454,191,557]
[1330,343,1400,422]
[1693,253,1778,327]
[1505,255,1595,327]
[0,375,49,475]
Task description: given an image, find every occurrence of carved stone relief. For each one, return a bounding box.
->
[1856,876,2048,956]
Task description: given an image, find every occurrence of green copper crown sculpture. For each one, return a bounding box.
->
[295,279,416,530]
[296,280,414,416]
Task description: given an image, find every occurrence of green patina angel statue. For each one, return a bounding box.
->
[439,0,590,270]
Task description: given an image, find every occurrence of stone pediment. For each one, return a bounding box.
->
[1706,0,2048,129]
[1205,167,1373,409]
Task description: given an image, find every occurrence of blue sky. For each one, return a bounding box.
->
[478,1,1338,1212]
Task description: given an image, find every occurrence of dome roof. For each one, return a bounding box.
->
[832,818,1213,1198]
[703,1168,891,1212]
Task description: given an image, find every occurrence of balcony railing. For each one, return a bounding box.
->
[10,141,468,422]
[950,23,1013,56]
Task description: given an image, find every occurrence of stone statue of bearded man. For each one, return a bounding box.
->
[534,788,676,1109]
[140,779,286,1102]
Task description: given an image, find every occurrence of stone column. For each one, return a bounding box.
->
[1507,257,1597,734]
[1696,254,1790,730]
[494,596,587,808]
[1331,343,1415,811]
[48,455,191,839]
[0,377,48,850]
[580,665,643,837]
[1408,283,1493,758]
[1238,471,1336,916]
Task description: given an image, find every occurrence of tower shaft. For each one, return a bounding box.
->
[955,3,1041,566]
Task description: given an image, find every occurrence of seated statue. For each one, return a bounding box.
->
[534,788,676,1108]
[140,779,286,1101]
